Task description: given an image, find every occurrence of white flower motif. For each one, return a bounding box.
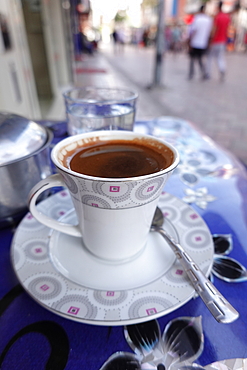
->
[182,187,217,209]
[100,316,204,370]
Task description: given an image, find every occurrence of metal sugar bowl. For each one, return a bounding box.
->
[0,112,53,226]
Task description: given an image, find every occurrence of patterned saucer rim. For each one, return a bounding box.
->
[11,190,214,326]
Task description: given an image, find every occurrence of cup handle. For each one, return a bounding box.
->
[28,173,81,237]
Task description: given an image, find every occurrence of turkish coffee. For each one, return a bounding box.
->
[67,139,174,178]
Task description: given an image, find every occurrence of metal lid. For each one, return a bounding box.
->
[0,112,48,166]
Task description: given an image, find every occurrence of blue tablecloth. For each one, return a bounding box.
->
[1,118,247,369]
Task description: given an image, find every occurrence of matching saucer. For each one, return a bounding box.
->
[11,190,214,326]
[49,209,177,291]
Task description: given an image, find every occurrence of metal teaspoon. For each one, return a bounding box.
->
[151,207,239,324]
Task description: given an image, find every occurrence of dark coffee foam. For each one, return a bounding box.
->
[68,140,174,178]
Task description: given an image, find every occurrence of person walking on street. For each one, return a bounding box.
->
[188,5,213,80]
[205,1,231,81]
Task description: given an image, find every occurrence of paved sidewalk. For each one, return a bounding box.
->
[47,44,247,165]
[102,45,247,166]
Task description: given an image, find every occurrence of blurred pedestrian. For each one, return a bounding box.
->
[80,32,94,55]
[205,1,231,81]
[226,23,235,51]
[188,5,213,80]
[112,29,119,52]
[111,28,125,53]
[244,31,247,52]
[171,21,182,54]
[164,25,172,51]
[142,28,150,47]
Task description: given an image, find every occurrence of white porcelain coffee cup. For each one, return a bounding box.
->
[28,130,179,262]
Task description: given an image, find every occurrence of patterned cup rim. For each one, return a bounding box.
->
[52,130,180,182]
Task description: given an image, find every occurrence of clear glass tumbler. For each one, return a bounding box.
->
[63,87,138,136]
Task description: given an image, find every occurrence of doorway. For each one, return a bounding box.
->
[21,0,53,116]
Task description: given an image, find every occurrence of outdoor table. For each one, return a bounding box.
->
[1,118,247,370]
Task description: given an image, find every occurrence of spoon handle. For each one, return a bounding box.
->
[157,227,239,324]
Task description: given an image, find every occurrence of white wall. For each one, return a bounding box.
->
[0,0,72,120]
[0,0,41,118]
[41,0,72,95]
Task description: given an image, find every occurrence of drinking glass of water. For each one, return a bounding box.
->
[63,87,138,136]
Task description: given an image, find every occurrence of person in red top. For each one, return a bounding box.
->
[205,1,231,81]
